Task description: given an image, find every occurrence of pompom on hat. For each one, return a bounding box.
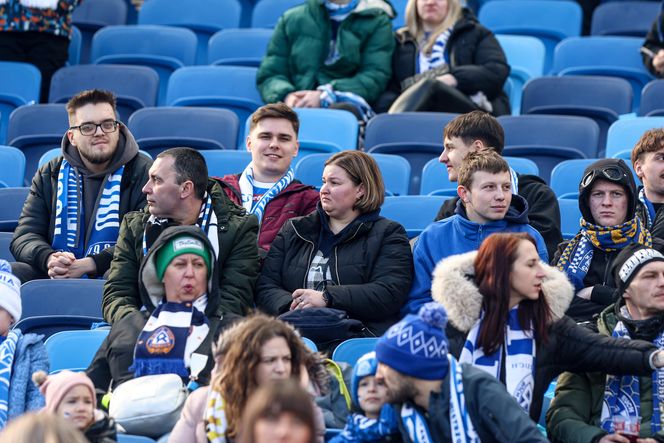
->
[32,370,96,413]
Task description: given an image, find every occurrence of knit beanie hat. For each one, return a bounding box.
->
[578,158,637,224]
[375,303,449,380]
[0,260,21,323]
[351,351,378,406]
[612,243,664,296]
[155,234,212,280]
[32,370,96,413]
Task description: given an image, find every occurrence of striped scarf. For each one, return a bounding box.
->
[639,188,657,229]
[460,307,536,413]
[448,355,479,443]
[418,29,452,73]
[237,165,294,224]
[556,216,652,292]
[324,0,359,21]
[52,159,124,259]
[206,389,228,443]
[0,331,18,430]
[318,84,375,123]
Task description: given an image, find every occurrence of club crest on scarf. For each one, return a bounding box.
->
[145,326,176,355]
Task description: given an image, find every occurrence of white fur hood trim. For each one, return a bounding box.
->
[431,251,574,333]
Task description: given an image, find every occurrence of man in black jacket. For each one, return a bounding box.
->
[10,89,152,282]
[633,128,664,241]
[435,111,562,259]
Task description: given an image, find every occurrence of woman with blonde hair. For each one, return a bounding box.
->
[376,0,510,115]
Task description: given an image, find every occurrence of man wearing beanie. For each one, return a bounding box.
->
[548,243,664,443]
[374,303,546,443]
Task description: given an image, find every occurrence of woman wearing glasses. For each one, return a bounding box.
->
[554,158,662,323]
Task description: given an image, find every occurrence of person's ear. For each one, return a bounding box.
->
[457,185,470,202]
[67,129,76,146]
[180,180,194,199]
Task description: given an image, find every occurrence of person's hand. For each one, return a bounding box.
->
[290,289,326,310]
[292,90,322,108]
[636,438,658,443]
[598,434,631,443]
[63,257,97,279]
[437,74,458,88]
[653,49,664,75]
[653,349,664,368]
[284,91,305,107]
[576,287,593,300]
[47,252,75,279]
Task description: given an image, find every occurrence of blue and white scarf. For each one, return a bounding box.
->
[509,166,519,195]
[238,165,294,224]
[460,307,536,413]
[130,301,209,378]
[448,355,479,443]
[324,0,359,21]
[400,403,434,443]
[53,159,124,258]
[0,331,19,430]
[601,307,664,434]
[639,188,657,229]
[418,29,452,73]
[318,84,375,123]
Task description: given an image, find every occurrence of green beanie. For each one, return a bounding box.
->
[155,235,212,280]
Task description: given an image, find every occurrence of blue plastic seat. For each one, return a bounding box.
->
[558,198,583,240]
[302,337,318,352]
[552,36,654,112]
[0,232,13,261]
[208,28,273,67]
[91,25,197,105]
[72,0,127,64]
[521,76,633,154]
[39,148,61,169]
[380,196,447,238]
[331,337,378,366]
[0,145,25,188]
[127,107,239,157]
[590,1,658,37]
[166,66,263,146]
[45,329,110,373]
[13,315,105,340]
[495,35,546,115]
[640,80,664,116]
[68,26,82,66]
[364,112,457,149]
[478,0,582,73]
[200,151,252,178]
[391,0,407,29]
[251,0,304,28]
[419,158,457,196]
[138,0,241,64]
[117,435,157,443]
[549,158,597,199]
[0,62,41,144]
[503,156,540,176]
[0,187,29,232]
[49,65,159,123]
[605,117,664,159]
[367,143,442,195]
[20,278,105,318]
[6,104,69,185]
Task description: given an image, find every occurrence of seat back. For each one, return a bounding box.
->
[69,25,82,66]
[0,232,14,261]
[591,1,659,37]
[331,337,378,366]
[208,28,273,67]
[45,329,110,373]
[549,158,597,198]
[201,151,252,177]
[605,117,664,159]
[504,156,540,176]
[14,315,105,340]
[72,0,128,63]
[364,112,457,149]
[495,34,545,114]
[251,0,304,28]
[0,62,41,144]
[380,196,447,238]
[0,187,29,232]
[0,145,26,188]
[20,279,105,318]
[419,158,456,196]
[558,198,582,240]
[640,79,664,116]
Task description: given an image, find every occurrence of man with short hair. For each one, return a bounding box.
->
[10,89,152,282]
[219,104,318,257]
[403,150,548,315]
[375,302,547,443]
[436,110,562,259]
[103,147,259,324]
[547,243,664,443]
[632,128,664,240]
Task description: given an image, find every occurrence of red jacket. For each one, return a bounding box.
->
[218,174,319,256]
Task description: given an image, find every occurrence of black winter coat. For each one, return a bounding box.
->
[256,210,413,336]
[85,411,117,443]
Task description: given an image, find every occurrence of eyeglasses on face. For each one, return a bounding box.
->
[581,166,626,189]
[69,119,119,136]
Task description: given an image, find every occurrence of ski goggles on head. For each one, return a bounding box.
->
[580,165,627,190]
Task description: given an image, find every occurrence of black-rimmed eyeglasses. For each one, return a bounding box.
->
[581,166,626,189]
[69,119,120,136]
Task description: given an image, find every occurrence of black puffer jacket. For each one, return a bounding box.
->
[256,209,413,336]
[376,8,510,114]
[85,410,117,443]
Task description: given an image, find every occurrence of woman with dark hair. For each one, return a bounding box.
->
[432,232,664,423]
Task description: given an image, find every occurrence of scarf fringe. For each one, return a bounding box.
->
[130,358,189,378]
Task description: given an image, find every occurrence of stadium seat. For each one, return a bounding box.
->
[302,337,318,352]
[504,156,540,176]
[367,143,441,195]
[251,0,304,28]
[590,1,658,37]
[208,28,273,67]
[117,435,157,443]
[521,76,633,154]
[331,337,378,366]
[91,25,197,105]
[558,198,583,240]
[419,158,457,196]
[166,66,264,146]
[495,35,546,115]
[13,315,105,339]
[640,80,664,116]
[138,0,241,64]
[0,232,13,261]
[0,62,41,144]
[478,0,582,73]
[45,329,110,373]
[0,145,25,188]
[49,65,159,123]
[380,196,447,238]
[127,107,239,157]
[69,26,82,66]
[6,104,69,185]
[605,117,664,159]
[72,0,127,64]
[364,112,457,149]
[0,187,29,232]
[551,36,654,111]
[549,158,597,199]
[20,278,105,318]
[200,151,252,178]
[391,0,407,29]
[38,148,61,168]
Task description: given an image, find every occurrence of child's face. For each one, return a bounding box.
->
[56,385,94,430]
[0,308,15,336]
[357,375,388,419]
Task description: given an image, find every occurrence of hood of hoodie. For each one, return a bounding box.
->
[431,250,574,332]
[139,225,219,317]
[454,192,531,224]
[578,158,637,225]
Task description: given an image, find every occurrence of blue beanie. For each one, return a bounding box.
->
[375,303,449,380]
[351,351,378,406]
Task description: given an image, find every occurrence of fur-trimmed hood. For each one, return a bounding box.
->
[431,251,574,332]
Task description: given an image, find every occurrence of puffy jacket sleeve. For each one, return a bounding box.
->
[168,387,209,443]
[257,16,297,103]
[643,15,664,77]
[255,223,299,315]
[327,221,412,322]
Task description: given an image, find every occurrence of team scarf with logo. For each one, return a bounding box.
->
[130,301,209,378]
[52,159,124,259]
[237,164,294,224]
[460,307,536,413]
[556,216,652,292]
[0,331,19,430]
[601,306,664,434]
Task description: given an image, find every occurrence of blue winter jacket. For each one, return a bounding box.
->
[8,331,48,419]
[402,195,548,316]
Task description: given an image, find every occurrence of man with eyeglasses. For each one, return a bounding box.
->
[633,128,664,241]
[10,89,151,282]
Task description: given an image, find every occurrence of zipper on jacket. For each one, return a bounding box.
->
[291,221,316,288]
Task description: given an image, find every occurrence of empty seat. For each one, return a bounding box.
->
[208,28,273,67]
[331,337,378,366]
[0,187,29,232]
[504,156,540,176]
[251,0,304,28]
[640,79,664,116]
[364,112,457,148]
[69,25,82,66]
[45,329,110,373]
[558,198,583,240]
[20,278,105,318]
[419,158,457,196]
[0,145,26,188]
[380,196,447,238]
[72,0,128,63]
[0,62,41,144]
[49,65,159,123]
[590,1,658,37]
[201,151,252,178]
[549,158,597,199]
[13,315,105,339]
[0,232,14,261]
[605,117,664,159]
